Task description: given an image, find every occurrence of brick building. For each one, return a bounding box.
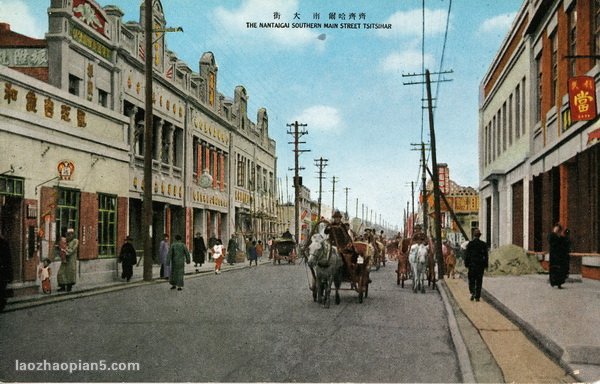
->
[479,0,600,279]
[0,0,277,294]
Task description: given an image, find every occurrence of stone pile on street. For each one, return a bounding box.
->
[486,244,545,276]
[454,244,544,276]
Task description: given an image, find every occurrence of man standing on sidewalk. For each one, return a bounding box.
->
[464,228,489,302]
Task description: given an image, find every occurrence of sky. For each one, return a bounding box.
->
[0,0,524,230]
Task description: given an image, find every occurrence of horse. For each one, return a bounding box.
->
[394,238,412,287]
[409,243,428,293]
[307,233,343,308]
[443,242,457,279]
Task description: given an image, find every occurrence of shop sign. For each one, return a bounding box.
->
[57,161,75,181]
[568,76,597,121]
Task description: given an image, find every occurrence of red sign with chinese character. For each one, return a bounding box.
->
[568,76,597,121]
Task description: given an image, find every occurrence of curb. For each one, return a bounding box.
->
[438,280,476,383]
[2,261,252,313]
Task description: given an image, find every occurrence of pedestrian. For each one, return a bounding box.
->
[227,234,238,265]
[211,239,224,274]
[0,234,12,311]
[464,228,488,302]
[268,237,274,259]
[38,258,52,294]
[248,241,258,267]
[548,224,570,289]
[193,233,207,273]
[118,236,137,282]
[159,233,170,279]
[256,240,264,262]
[57,229,78,292]
[168,235,191,290]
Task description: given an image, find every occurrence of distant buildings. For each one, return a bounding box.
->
[479,0,600,279]
[0,0,277,294]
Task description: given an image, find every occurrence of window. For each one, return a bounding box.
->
[594,0,600,61]
[551,33,558,104]
[521,77,527,136]
[536,55,543,122]
[568,6,577,77]
[492,115,497,161]
[98,194,117,258]
[0,176,24,196]
[68,75,81,96]
[56,188,80,241]
[508,94,513,146]
[98,89,108,107]
[515,83,521,139]
[237,155,245,187]
[502,102,507,151]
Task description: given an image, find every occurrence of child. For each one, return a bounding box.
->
[38,258,52,294]
[58,235,67,263]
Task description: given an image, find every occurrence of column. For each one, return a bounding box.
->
[154,118,164,161]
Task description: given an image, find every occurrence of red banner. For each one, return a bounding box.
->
[568,76,597,121]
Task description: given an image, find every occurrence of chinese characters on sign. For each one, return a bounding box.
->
[245,10,391,30]
[568,76,597,121]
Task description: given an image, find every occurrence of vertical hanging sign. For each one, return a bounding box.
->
[568,76,597,121]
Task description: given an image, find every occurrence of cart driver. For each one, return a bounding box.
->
[324,210,353,251]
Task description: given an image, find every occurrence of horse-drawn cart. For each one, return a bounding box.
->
[305,219,372,307]
[271,237,297,264]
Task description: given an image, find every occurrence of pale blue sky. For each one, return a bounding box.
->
[1,0,523,228]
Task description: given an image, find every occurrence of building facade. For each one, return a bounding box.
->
[0,0,277,294]
[479,0,600,279]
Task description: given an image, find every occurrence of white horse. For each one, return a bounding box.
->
[307,233,343,308]
[409,243,428,293]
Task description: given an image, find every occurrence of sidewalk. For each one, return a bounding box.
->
[445,273,600,383]
[3,257,269,312]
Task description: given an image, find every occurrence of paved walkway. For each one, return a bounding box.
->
[444,273,600,383]
[4,256,274,311]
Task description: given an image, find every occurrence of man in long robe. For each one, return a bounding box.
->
[168,235,190,290]
[57,229,78,292]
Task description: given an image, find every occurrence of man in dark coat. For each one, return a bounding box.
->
[168,235,191,290]
[118,236,137,282]
[193,233,207,272]
[548,224,570,289]
[227,235,238,265]
[464,228,489,302]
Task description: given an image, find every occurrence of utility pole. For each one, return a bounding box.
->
[331,176,339,214]
[344,187,351,218]
[314,157,328,222]
[404,69,453,280]
[142,0,154,281]
[287,121,309,246]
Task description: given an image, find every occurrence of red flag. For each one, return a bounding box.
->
[568,76,597,121]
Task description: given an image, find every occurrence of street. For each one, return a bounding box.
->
[0,261,461,382]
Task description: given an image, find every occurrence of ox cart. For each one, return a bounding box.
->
[305,219,372,306]
[271,237,297,264]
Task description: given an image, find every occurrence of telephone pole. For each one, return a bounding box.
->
[287,121,309,246]
[331,176,339,214]
[314,157,328,222]
[344,187,351,218]
[143,0,154,281]
[404,69,453,280]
